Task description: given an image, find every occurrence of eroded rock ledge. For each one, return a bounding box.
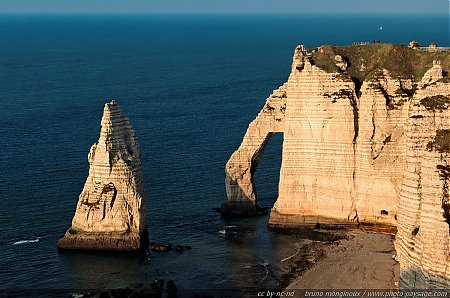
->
[223,43,450,288]
[58,100,148,251]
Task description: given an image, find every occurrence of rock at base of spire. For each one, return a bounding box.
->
[58,227,149,251]
[218,201,269,217]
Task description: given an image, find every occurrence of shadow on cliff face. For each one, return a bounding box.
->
[399,267,450,290]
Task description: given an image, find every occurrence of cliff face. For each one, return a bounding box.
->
[224,44,450,287]
[272,51,410,229]
[397,66,450,288]
[225,44,414,227]
[58,101,148,251]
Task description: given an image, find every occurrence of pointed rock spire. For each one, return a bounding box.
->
[58,100,148,251]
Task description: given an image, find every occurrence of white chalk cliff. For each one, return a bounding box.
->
[59,100,148,251]
[397,63,450,288]
[224,44,410,228]
[223,43,450,287]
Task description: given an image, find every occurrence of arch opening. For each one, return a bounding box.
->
[252,132,283,209]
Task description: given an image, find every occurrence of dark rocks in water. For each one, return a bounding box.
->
[166,280,177,298]
[190,294,214,298]
[150,243,191,253]
[108,288,131,297]
[174,245,184,253]
[95,286,161,298]
[218,225,258,244]
[151,279,164,297]
[66,276,180,297]
[151,244,172,253]
[214,203,270,217]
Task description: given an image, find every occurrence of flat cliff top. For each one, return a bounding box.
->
[311,43,450,81]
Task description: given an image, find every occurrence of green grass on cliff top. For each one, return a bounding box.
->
[311,43,450,81]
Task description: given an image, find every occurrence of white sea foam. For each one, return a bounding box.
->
[224,225,237,229]
[12,238,40,245]
[281,247,301,262]
[218,229,226,235]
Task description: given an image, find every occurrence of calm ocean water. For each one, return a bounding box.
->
[0,14,448,295]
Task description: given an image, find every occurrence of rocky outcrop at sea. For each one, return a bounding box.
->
[58,100,148,251]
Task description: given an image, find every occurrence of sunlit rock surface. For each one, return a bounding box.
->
[58,100,148,251]
[224,43,450,287]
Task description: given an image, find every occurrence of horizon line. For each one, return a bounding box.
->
[0,11,448,16]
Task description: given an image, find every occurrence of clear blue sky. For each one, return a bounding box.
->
[0,0,448,14]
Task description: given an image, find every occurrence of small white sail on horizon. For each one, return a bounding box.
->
[379,25,383,30]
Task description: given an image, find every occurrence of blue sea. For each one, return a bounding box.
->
[0,14,448,296]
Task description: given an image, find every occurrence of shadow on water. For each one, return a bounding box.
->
[58,249,151,289]
[218,213,350,292]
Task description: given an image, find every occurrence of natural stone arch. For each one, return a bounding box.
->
[223,45,407,228]
[221,87,287,215]
[222,43,450,288]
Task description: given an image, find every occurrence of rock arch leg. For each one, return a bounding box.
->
[223,133,274,214]
[221,87,286,215]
